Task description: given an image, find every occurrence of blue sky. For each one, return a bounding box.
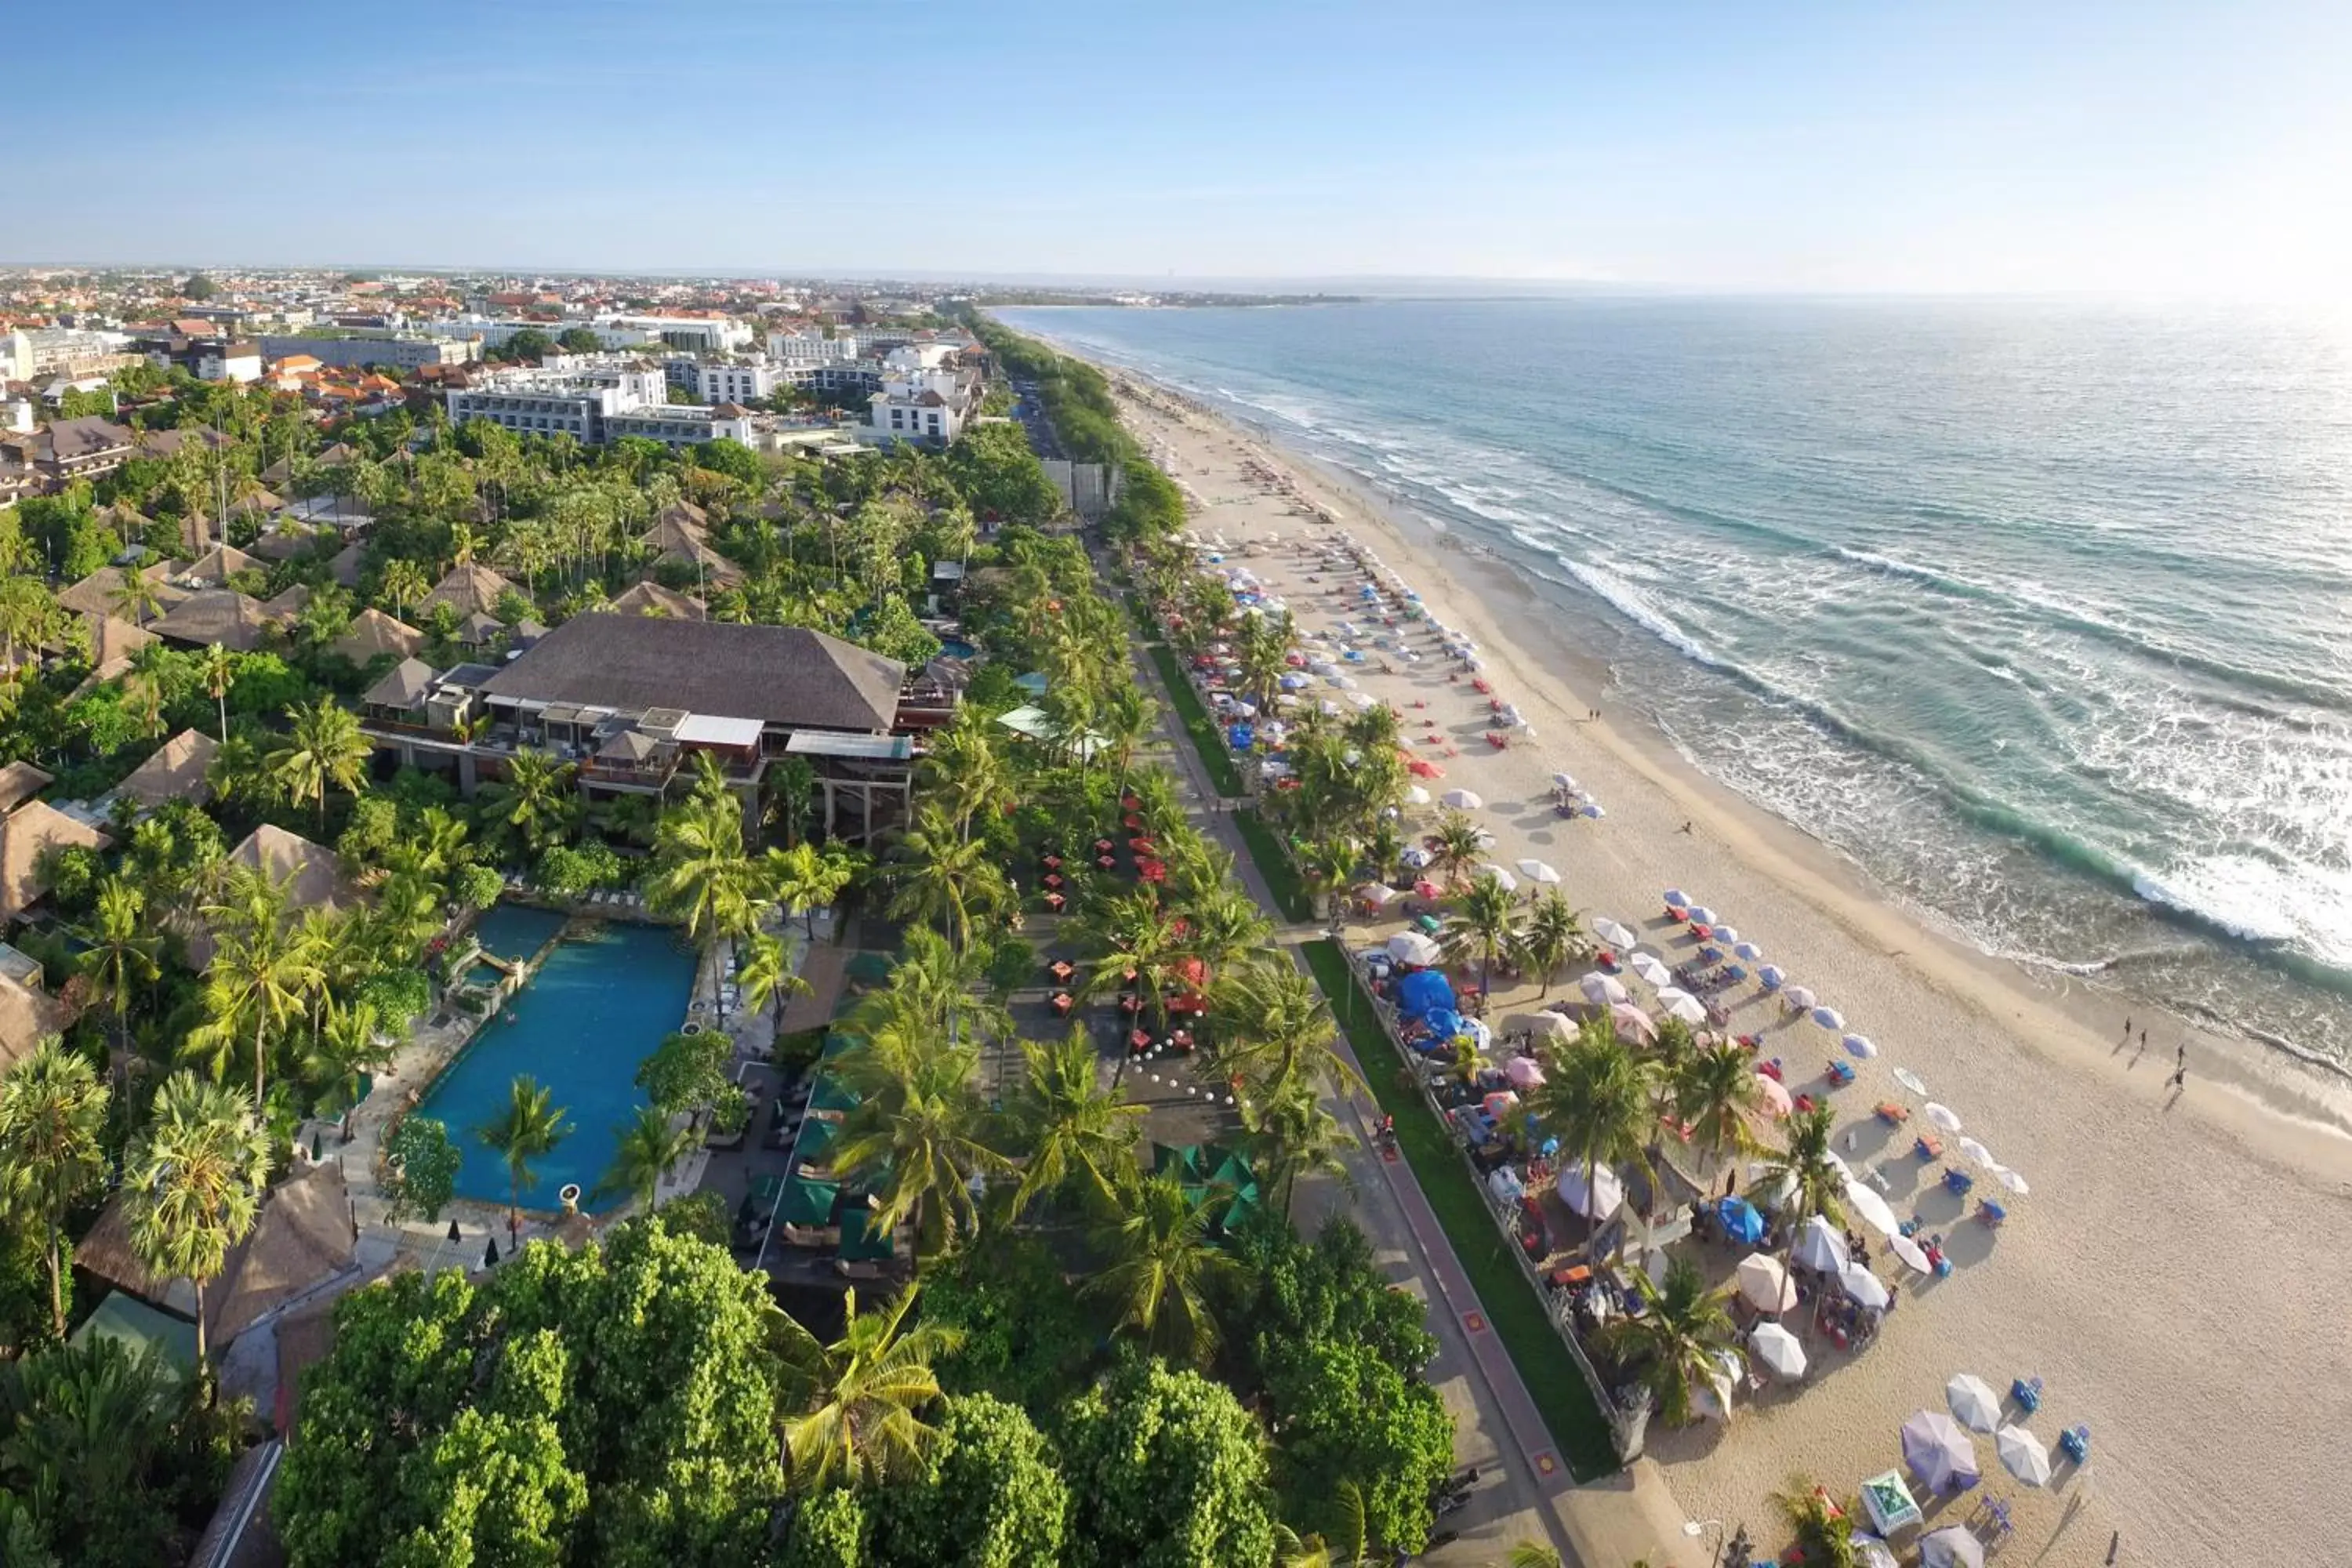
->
[14,1,2349,296]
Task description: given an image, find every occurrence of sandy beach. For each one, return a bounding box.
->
[1104,369,2352,1568]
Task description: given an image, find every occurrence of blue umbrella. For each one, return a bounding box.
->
[1425,1009,1464,1040]
[1712,1196,1767,1245]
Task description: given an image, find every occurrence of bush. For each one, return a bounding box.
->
[535,840,625,896]
[355,967,431,1031]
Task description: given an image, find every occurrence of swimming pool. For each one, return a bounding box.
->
[415,919,699,1214]
[938,637,978,659]
[460,904,568,989]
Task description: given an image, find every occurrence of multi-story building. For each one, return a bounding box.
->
[444,359,749,448]
[0,415,136,489]
[3,328,139,382]
[135,333,262,383]
[866,343,979,445]
[662,358,775,405]
[768,330,855,367]
[601,403,757,448]
[256,333,477,370]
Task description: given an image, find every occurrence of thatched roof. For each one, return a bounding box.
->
[0,969,67,1073]
[151,589,273,652]
[646,526,741,586]
[480,616,904,734]
[79,612,158,675]
[248,526,317,562]
[0,800,107,920]
[74,1163,356,1345]
[361,657,437,710]
[227,824,346,914]
[455,611,505,645]
[653,498,708,531]
[260,583,311,621]
[601,580,703,619]
[0,760,52,815]
[178,543,259,586]
[331,608,423,662]
[112,728,219,813]
[419,562,516,617]
[326,541,366,589]
[56,564,187,620]
[640,513,708,554]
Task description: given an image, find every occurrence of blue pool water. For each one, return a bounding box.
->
[416,920,699,1213]
[938,637,978,659]
[470,903,568,961]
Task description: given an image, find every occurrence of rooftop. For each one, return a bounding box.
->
[479,616,905,734]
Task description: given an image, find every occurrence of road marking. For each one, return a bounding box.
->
[1462,1310,1486,1333]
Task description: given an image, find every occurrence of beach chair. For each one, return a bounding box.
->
[1976,1198,2007,1227]
[1875,1101,1910,1125]
[2059,1425,2091,1463]
[1914,1133,1944,1160]
[1485,731,1510,750]
[1825,1060,1856,1088]
[2010,1375,2043,1414]
[1943,1167,1975,1197]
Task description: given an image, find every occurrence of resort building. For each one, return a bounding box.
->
[256,332,476,370]
[443,358,751,448]
[666,357,778,405]
[357,615,924,842]
[865,343,979,445]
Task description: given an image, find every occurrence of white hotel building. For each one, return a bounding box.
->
[445,358,752,448]
[866,343,978,445]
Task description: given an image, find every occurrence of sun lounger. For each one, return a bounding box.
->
[1944,1167,1975,1197]
[1875,1102,1910,1124]
[1914,1134,1944,1160]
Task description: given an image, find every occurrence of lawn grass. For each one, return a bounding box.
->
[1142,640,1245,797]
[1233,809,1314,924]
[1301,938,1622,1482]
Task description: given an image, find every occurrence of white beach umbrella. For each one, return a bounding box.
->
[1555,1163,1624,1220]
[1403,786,1432,807]
[1749,1321,1808,1381]
[1945,1374,2003,1432]
[1439,789,1484,811]
[1578,972,1630,1006]
[1628,952,1673,987]
[1852,1538,1901,1568]
[1553,771,1580,790]
[1887,1234,1934,1275]
[1919,1527,1986,1568]
[1923,1102,1964,1133]
[1693,1349,1742,1422]
[1993,1166,2031,1196]
[1592,916,1637,949]
[1476,864,1519,892]
[1357,883,1404,906]
[1662,993,1708,1025]
[1735,1253,1798,1313]
[1900,1411,1981,1494]
[1791,1214,1850,1273]
[1842,1033,1879,1058]
[1733,940,1766,961]
[1782,984,1818,1010]
[1472,827,1497,847]
[1609,1003,1658,1043]
[1516,858,1562,885]
[1386,932,1442,967]
[1996,1425,2054,1487]
[1839,1262,1893,1311]
[1581,802,1606,818]
[1958,1137,1997,1167]
[1686,905,1718,926]
[1893,1067,1929,1097]
[1713,926,1740,945]
[1399,846,1432,869]
[1809,1004,1846,1030]
[1845,1181,1903,1238]
[1662,887,1692,909]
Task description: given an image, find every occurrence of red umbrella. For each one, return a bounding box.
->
[1122,814,1143,829]
[1128,1028,1151,1050]
[1044,892,1066,912]
[1138,859,1167,883]
[1414,880,1443,901]
[1408,759,1445,779]
[1042,873,1065,889]
[1169,992,1207,1014]
[1094,838,1114,852]
[1051,992,1073,1014]
[1128,837,1156,853]
[1043,855,1063,870]
[1096,855,1115,870]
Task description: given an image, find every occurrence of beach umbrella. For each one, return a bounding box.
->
[1400,846,1432,868]
[1359,883,1404,906]
[1477,864,1519,892]
[1555,1163,1624,1220]
[1757,964,1787,990]
[1839,1262,1893,1311]
[1844,1180,1903,1238]
[1809,1005,1845,1030]
[1439,788,1483,810]
[1996,1425,2054,1487]
[1733,940,1765,961]
[1924,1102,1964,1133]
[1860,1472,1924,1536]
[1403,786,1432,807]
[1693,1349,1743,1421]
[1712,1196,1767,1245]
[1517,858,1562,885]
[1792,1214,1850,1272]
[1782,984,1817,1010]
[1853,1537,1901,1568]
[1751,1073,1793,1117]
[1609,1003,1657,1043]
[1662,993,1708,1025]
[1662,887,1691,908]
[1553,771,1580,790]
[1505,1056,1546,1090]
[1592,916,1637,949]
[1749,1322,1808,1381]
[1407,758,1444,778]
[1628,952,1672,986]
[1993,1166,2031,1196]
[1842,1033,1878,1058]
[1462,1017,1493,1049]
[1578,971,1629,1006]
[1893,1066,1928,1096]
[1713,925,1740,945]
[1736,1253,1798,1312]
[1414,880,1443,902]
[1686,905,1717,926]
[1387,932,1441,967]
[1958,1137,1996,1166]
[1900,1410,1981,1493]
[1888,1234,1934,1275]
[1486,1166,1526,1204]
[1918,1526,1986,1568]
[1946,1373,2002,1432]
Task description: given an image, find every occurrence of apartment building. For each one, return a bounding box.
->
[866,343,979,445]
[256,333,477,370]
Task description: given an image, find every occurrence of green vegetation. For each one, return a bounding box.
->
[1232,809,1312,923]
[1142,641,1243,796]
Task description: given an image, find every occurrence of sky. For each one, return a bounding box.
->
[13,0,2351,299]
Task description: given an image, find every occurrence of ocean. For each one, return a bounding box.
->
[1000,298,2352,1082]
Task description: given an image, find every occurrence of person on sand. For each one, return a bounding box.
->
[2122,1017,2133,1043]
[1679,820,1693,834]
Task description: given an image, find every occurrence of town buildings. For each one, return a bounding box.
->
[866,343,980,445]
[256,332,477,370]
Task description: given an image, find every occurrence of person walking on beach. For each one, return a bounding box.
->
[2122,1017,2132,1044]
[2169,1044,2187,1091]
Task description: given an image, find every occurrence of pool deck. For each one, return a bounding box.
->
[322,897,822,1269]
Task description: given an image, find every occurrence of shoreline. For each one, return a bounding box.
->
[1073,351,2352,1568]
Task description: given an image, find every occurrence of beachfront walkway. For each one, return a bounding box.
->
[1121,577,1704,1568]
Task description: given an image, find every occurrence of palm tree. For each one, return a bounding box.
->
[378,557,431,622]
[597,1106,694,1211]
[1096,683,1160,808]
[478,1074,571,1243]
[645,790,754,946]
[1087,1171,1240,1365]
[1504,1545,1564,1568]
[829,1031,1008,1257]
[1596,1258,1740,1427]
[1428,811,1486,890]
[1514,891,1586,997]
[1674,1040,1760,1179]
[1300,837,1359,931]
[885,801,1010,954]
[107,570,165,628]
[1008,1029,1145,1219]
[1247,1078,1353,1221]
[76,877,158,1057]
[1760,1105,1845,1265]
[1535,1017,1657,1272]
[0,1041,110,1337]
[123,1072,271,1384]
[774,1285,964,1492]
[736,930,809,1047]
[300,999,385,1119]
[1773,1478,1863,1568]
[1210,962,1364,1106]
[268,698,372,833]
[191,866,321,1106]
[918,723,1010,843]
[760,841,854,938]
[1442,873,1522,997]
[477,750,578,860]
[199,643,234,742]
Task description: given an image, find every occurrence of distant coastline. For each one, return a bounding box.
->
[973,291,1357,310]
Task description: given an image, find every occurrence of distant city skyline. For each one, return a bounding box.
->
[14,1,2350,303]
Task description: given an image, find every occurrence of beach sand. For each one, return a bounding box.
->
[1104,372,2352,1568]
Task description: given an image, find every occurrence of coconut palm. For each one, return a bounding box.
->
[1675,1040,1764,1178]
[736,930,809,1047]
[919,722,1010,843]
[378,558,430,622]
[1087,1170,1240,1365]
[200,643,233,742]
[1096,682,1160,807]
[75,876,158,1056]
[1441,873,1522,997]
[1300,836,1360,931]
[123,1072,271,1383]
[1007,1029,1145,1220]
[1427,811,1486,890]
[267,698,371,832]
[774,1285,964,1492]
[644,790,755,946]
[1596,1257,1740,1427]
[885,801,1010,953]
[1179,884,1276,978]
[597,1106,695,1211]
[760,840,855,939]
[1513,891,1586,997]
[1246,1077,1353,1221]
[1773,1478,1863,1568]
[107,569,165,628]
[829,1029,1008,1257]
[190,866,321,1105]
[1210,962,1365,1106]
[1535,1016,1657,1271]
[299,999,385,1119]
[1076,887,1190,1025]
[1358,818,1405,889]
[478,1074,571,1243]
[1760,1104,1846,1261]
[0,1041,110,1337]
[476,750,578,858]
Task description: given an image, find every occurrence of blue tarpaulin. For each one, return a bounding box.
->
[1395,969,1455,1019]
[1711,1196,1767,1245]
[1225,724,1255,751]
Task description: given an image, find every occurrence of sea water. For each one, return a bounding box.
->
[1002,298,2352,1080]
